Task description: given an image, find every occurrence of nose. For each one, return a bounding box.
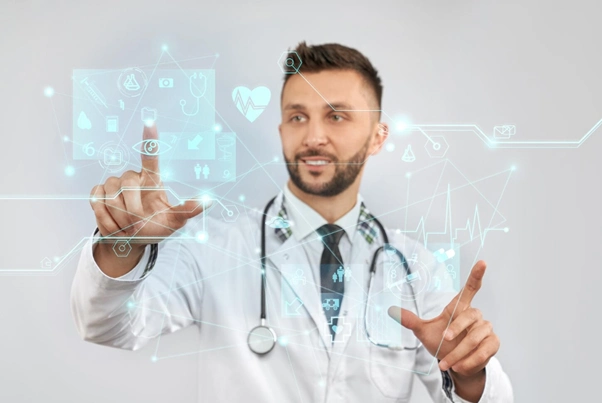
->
[302,119,328,148]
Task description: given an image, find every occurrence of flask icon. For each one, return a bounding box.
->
[402,145,416,162]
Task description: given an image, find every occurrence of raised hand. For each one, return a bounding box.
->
[90,124,208,243]
[388,261,499,379]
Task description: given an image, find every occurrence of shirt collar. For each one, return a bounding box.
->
[283,184,363,243]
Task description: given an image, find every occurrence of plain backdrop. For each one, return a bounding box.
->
[0,0,600,402]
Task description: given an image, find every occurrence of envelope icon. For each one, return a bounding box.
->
[493,125,516,139]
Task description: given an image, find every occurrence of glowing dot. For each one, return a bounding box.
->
[163,171,171,178]
[278,336,289,346]
[511,165,517,171]
[273,156,279,162]
[215,53,220,58]
[44,87,54,98]
[144,119,155,127]
[196,231,208,243]
[151,356,158,362]
[395,229,401,234]
[405,172,412,178]
[318,380,326,387]
[53,256,60,262]
[504,227,509,233]
[254,247,261,254]
[213,123,222,132]
[65,166,75,176]
[396,121,408,132]
[375,305,381,312]
[239,194,246,202]
[63,136,69,142]
[201,194,212,203]
[126,301,135,309]
[91,197,97,203]
[385,143,395,152]
[161,44,168,51]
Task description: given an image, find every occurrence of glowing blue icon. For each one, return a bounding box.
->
[284,297,304,316]
[118,99,125,110]
[187,134,203,150]
[132,139,172,156]
[402,145,416,162]
[217,136,235,161]
[180,72,207,116]
[82,142,95,157]
[80,77,108,108]
[124,74,140,91]
[434,248,455,263]
[40,257,52,269]
[494,125,516,139]
[104,148,122,166]
[141,107,157,124]
[322,298,340,311]
[291,269,306,286]
[106,116,119,133]
[232,86,271,122]
[194,163,202,180]
[278,50,302,74]
[223,169,231,179]
[118,67,148,98]
[158,77,174,88]
[446,264,456,280]
[77,111,92,130]
[403,271,421,284]
[266,216,290,229]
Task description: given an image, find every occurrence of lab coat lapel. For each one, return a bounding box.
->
[268,235,332,355]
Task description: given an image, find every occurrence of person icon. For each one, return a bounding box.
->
[344,267,352,282]
[202,164,210,179]
[194,163,202,180]
[292,269,306,286]
[332,272,338,283]
[337,266,345,282]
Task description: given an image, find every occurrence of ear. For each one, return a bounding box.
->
[369,122,389,155]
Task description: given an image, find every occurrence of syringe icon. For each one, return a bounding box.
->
[80,77,108,108]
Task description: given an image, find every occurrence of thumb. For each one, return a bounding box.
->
[169,197,213,221]
[387,306,422,331]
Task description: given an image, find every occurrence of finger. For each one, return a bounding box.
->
[167,197,212,227]
[444,308,483,341]
[387,306,422,332]
[448,334,499,376]
[439,320,492,371]
[104,177,137,234]
[90,185,123,237]
[140,123,161,185]
[119,172,145,229]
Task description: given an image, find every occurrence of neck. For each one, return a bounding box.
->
[286,179,360,223]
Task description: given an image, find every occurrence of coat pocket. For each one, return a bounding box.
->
[369,343,417,401]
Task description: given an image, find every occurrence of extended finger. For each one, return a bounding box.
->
[90,185,123,237]
[119,172,145,230]
[104,178,136,234]
[447,334,499,376]
[439,320,492,371]
[140,123,161,185]
[167,197,212,228]
[444,308,483,341]
[387,307,423,332]
[459,260,487,306]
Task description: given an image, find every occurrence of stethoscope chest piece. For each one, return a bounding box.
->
[247,324,277,355]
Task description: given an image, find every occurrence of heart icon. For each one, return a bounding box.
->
[331,325,343,334]
[232,86,271,122]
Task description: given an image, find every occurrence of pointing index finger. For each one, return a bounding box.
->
[459,260,487,305]
[141,123,161,183]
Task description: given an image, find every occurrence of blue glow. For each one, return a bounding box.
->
[511,165,517,171]
[161,44,168,51]
[405,172,412,178]
[196,231,208,243]
[144,119,155,127]
[213,123,222,132]
[385,143,395,152]
[151,356,158,362]
[273,156,279,162]
[44,87,54,98]
[396,121,408,132]
[126,301,135,309]
[239,194,246,202]
[278,336,289,346]
[65,166,75,176]
[63,136,69,142]
[504,227,509,233]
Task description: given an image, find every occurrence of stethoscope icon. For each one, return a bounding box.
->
[180,72,207,116]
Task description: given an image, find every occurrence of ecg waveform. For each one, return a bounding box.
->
[232,89,266,116]
[400,184,507,249]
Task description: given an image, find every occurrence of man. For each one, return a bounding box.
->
[71,42,513,402]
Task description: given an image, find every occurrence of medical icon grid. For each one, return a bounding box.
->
[72,68,236,182]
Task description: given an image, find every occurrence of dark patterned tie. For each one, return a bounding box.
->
[317,224,345,342]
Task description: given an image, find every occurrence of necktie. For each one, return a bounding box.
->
[317,224,345,342]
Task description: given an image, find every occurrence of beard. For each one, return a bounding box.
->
[284,137,371,197]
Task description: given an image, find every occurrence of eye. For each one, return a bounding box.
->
[291,115,305,122]
[132,139,172,156]
[331,114,343,122]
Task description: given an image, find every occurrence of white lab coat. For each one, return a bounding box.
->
[70,192,513,402]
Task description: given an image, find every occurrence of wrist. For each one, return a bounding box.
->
[449,368,486,402]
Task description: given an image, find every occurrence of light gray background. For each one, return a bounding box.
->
[0,0,600,401]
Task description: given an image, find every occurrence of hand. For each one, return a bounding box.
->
[388,261,499,378]
[89,124,208,243]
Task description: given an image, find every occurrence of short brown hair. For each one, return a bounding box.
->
[281,41,383,112]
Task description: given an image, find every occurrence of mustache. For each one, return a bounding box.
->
[294,149,338,162]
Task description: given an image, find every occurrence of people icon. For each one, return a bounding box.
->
[344,267,352,282]
[202,164,210,179]
[292,269,306,286]
[194,163,202,180]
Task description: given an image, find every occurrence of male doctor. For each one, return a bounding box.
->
[71,42,513,402]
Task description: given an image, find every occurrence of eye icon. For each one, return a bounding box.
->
[133,139,172,156]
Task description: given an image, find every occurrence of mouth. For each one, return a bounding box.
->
[300,157,332,170]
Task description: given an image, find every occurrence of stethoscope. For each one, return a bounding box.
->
[180,72,206,117]
[247,196,422,355]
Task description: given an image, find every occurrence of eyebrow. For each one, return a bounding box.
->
[283,102,356,111]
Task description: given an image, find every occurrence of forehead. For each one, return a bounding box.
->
[281,69,373,110]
